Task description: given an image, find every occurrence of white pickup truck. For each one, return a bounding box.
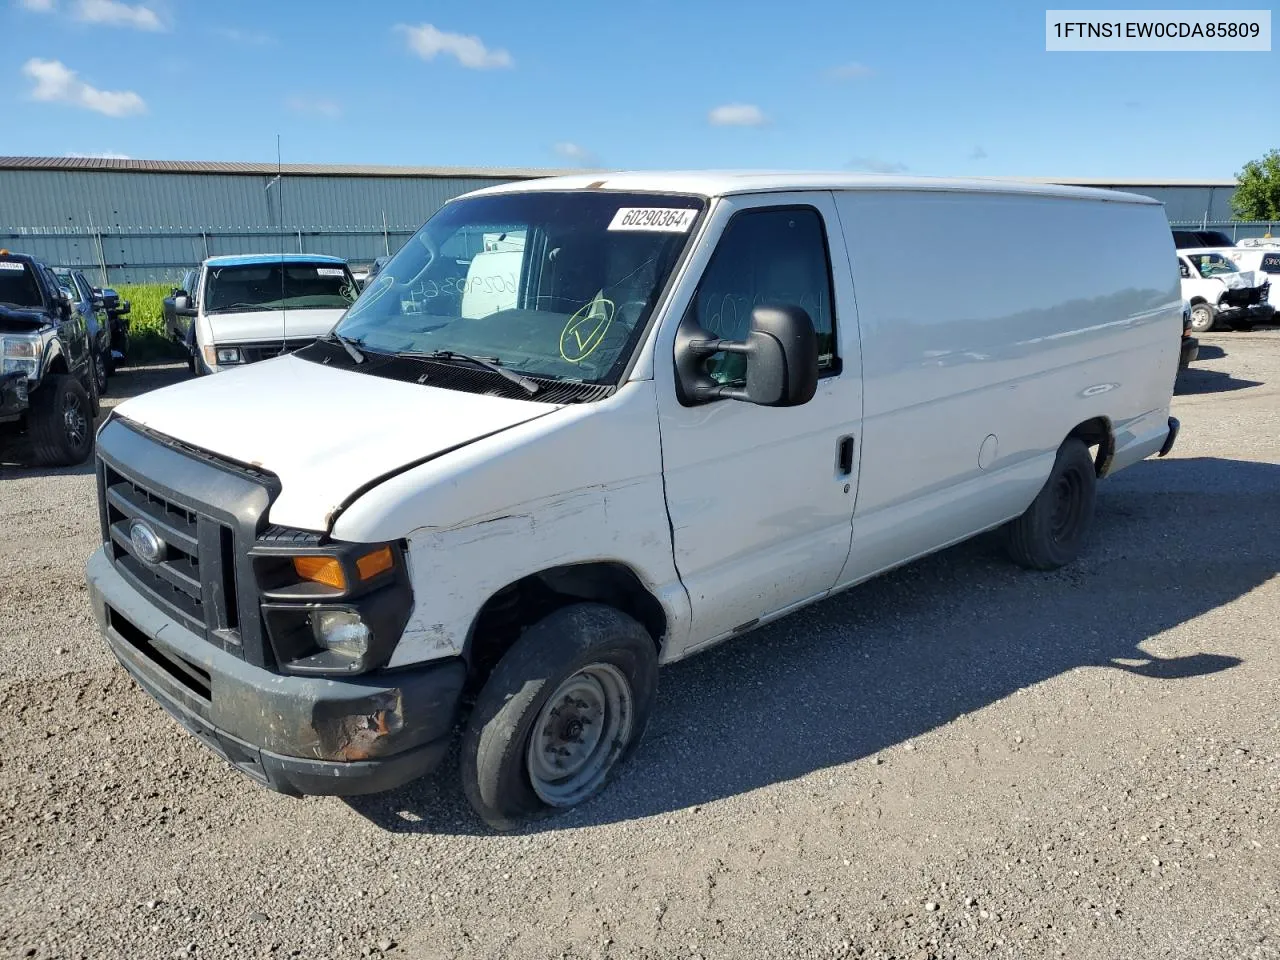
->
[167,253,359,373]
[86,173,1182,828]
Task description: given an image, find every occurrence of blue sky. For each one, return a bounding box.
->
[3,0,1276,178]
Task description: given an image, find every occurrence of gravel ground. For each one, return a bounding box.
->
[1,337,1278,960]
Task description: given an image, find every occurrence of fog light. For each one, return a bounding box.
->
[216,347,241,364]
[311,610,370,659]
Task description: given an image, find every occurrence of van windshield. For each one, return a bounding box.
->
[334,192,705,384]
[205,262,359,315]
[1187,253,1240,278]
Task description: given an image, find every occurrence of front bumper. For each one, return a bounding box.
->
[86,546,466,796]
[0,371,29,421]
[1216,302,1275,326]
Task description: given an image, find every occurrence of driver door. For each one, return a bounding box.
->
[653,192,863,652]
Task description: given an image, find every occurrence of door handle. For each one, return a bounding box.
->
[837,435,855,476]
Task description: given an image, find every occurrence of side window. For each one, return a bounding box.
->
[686,206,837,384]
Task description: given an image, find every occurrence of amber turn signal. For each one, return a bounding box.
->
[355,545,394,581]
[292,555,346,590]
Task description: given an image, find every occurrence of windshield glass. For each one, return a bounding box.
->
[0,261,44,309]
[334,191,705,383]
[204,262,359,315]
[1188,253,1240,278]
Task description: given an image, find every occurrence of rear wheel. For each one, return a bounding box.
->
[92,349,109,396]
[461,603,658,830]
[1003,438,1097,571]
[1188,302,1215,333]
[27,374,94,466]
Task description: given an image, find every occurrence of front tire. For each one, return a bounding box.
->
[461,603,658,831]
[27,374,94,466]
[1003,437,1097,571]
[1188,302,1215,333]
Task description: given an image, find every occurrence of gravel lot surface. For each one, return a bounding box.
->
[2,336,1278,960]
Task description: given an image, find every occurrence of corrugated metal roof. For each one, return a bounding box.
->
[0,157,1237,188]
[0,156,583,179]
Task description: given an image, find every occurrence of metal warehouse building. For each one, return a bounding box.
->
[0,156,1264,285]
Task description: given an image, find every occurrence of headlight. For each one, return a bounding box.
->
[203,345,242,366]
[1,336,41,379]
[311,609,371,659]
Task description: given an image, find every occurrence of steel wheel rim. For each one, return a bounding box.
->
[526,662,633,807]
[1189,306,1212,332]
[1049,470,1082,542]
[62,391,87,447]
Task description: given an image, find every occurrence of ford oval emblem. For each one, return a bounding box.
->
[128,519,166,564]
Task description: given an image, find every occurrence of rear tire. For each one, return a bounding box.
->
[1003,438,1097,571]
[1188,302,1215,333]
[27,374,94,466]
[461,603,658,831]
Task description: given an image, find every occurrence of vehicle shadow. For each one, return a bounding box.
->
[1194,343,1226,361]
[1175,366,1262,395]
[347,455,1272,835]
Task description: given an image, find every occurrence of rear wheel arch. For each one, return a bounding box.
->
[1066,416,1115,477]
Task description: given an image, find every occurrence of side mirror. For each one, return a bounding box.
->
[675,304,819,407]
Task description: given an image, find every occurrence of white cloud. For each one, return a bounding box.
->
[826,61,874,80]
[396,23,513,69]
[968,145,988,160]
[65,150,130,158]
[19,0,57,11]
[286,95,343,119]
[707,103,768,127]
[215,26,272,45]
[73,0,164,31]
[848,156,908,174]
[22,58,146,117]
[553,142,598,166]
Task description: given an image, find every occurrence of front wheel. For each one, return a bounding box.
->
[1003,437,1097,571]
[461,603,658,831]
[27,374,94,466]
[1187,302,1216,333]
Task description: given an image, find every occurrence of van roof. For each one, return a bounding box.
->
[462,171,1162,205]
[204,253,347,267]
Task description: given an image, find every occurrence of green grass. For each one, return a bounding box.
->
[116,283,187,365]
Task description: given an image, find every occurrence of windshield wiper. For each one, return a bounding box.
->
[401,349,539,395]
[319,331,366,364]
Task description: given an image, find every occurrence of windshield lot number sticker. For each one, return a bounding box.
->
[0,262,26,271]
[315,268,346,277]
[608,208,697,232]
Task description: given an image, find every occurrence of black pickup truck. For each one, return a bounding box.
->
[0,250,99,466]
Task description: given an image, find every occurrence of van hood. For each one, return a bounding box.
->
[207,308,347,343]
[113,354,561,530]
[1218,270,1260,290]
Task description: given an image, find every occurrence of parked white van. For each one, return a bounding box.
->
[168,253,359,373]
[1177,248,1275,332]
[86,173,1182,828]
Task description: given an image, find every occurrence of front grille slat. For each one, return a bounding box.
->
[109,521,202,596]
[104,483,199,553]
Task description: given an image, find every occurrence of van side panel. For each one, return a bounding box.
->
[833,190,1179,587]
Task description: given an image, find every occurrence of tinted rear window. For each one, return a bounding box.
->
[0,261,43,309]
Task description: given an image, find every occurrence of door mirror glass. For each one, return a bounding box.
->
[675,304,819,407]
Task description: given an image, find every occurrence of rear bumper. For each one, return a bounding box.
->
[86,546,465,796]
[1158,417,1180,458]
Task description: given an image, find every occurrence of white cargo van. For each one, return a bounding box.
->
[167,254,359,373]
[86,173,1182,828]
